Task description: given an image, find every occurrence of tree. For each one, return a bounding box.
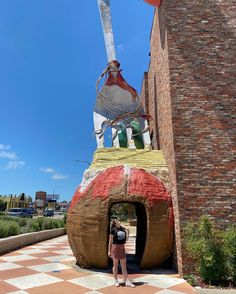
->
[0,199,7,211]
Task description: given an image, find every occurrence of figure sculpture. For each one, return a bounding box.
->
[94,60,151,149]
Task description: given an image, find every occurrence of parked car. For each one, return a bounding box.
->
[43,209,54,217]
[54,211,62,216]
[7,208,33,218]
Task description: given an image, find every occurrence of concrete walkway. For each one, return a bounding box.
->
[197,289,236,294]
[0,235,199,294]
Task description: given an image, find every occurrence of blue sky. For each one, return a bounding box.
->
[0,1,154,202]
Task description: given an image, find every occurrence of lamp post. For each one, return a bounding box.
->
[74,160,91,166]
[51,186,61,210]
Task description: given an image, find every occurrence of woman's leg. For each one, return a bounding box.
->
[120,258,135,287]
[112,258,119,281]
[120,258,128,281]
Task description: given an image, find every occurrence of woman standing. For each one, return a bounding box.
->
[108,219,135,288]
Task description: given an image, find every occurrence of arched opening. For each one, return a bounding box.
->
[108,201,147,267]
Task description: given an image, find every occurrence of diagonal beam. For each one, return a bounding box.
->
[97,0,116,62]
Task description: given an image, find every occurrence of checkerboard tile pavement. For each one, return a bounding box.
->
[0,235,198,293]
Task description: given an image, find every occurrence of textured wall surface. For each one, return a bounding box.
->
[142,0,236,274]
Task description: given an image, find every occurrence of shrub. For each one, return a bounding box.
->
[28,219,41,232]
[63,213,67,224]
[183,274,198,287]
[223,226,236,285]
[35,217,44,230]
[41,218,65,230]
[0,215,19,222]
[0,220,20,238]
[0,222,8,238]
[56,219,66,228]
[7,221,20,236]
[184,216,228,285]
[0,215,65,238]
[15,217,28,227]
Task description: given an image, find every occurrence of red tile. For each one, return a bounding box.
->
[42,248,62,252]
[0,267,38,280]
[15,258,51,267]
[30,252,61,258]
[3,252,22,257]
[27,281,90,294]
[48,269,90,280]
[99,284,162,294]
[125,273,147,279]
[170,282,198,293]
[0,281,19,294]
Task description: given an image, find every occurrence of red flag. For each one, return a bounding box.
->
[144,0,162,7]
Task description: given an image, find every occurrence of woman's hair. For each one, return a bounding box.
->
[110,219,117,231]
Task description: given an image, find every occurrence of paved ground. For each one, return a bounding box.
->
[0,235,199,294]
[197,290,236,294]
[1,234,235,294]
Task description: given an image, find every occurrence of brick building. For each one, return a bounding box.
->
[141,2,236,274]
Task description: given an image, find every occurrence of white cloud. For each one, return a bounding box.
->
[0,144,25,170]
[5,161,25,170]
[0,150,17,160]
[40,167,69,180]
[0,144,10,150]
[40,167,55,173]
[52,173,70,180]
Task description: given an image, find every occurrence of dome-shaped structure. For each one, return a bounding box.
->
[67,164,173,269]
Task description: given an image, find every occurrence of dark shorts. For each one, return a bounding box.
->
[111,244,126,260]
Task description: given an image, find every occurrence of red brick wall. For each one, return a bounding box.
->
[142,1,236,274]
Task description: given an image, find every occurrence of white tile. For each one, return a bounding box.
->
[18,249,46,254]
[28,262,70,272]
[53,249,73,255]
[5,273,63,290]
[38,243,58,246]
[1,255,36,262]
[84,292,103,294]
[7,291,29,294]
[43,255,75,262]
[68,273,114,290]
[0,262,22,271]
[133,274,185,288]
[29,245,57,249]
[156,290,185,294]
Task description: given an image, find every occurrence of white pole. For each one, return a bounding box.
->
[97,0,116,62]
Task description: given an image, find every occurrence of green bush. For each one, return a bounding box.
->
[7,221,20,236]
[0,215,65,238]
[184,216,228,285]
[42,218,65,230]
[0,222,8,238]
[34,217,44,230]
[183,274,198,287]
[0,220,20,238]
[28,219,41,232]
[63,213,67,224]
[15,217,28,227]
[223,226,236,284]
[0,215,19,222]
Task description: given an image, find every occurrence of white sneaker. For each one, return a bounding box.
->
[114,280,119,287]
[125,280,135,288]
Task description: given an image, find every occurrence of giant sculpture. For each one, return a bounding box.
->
[67,0,173,269]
